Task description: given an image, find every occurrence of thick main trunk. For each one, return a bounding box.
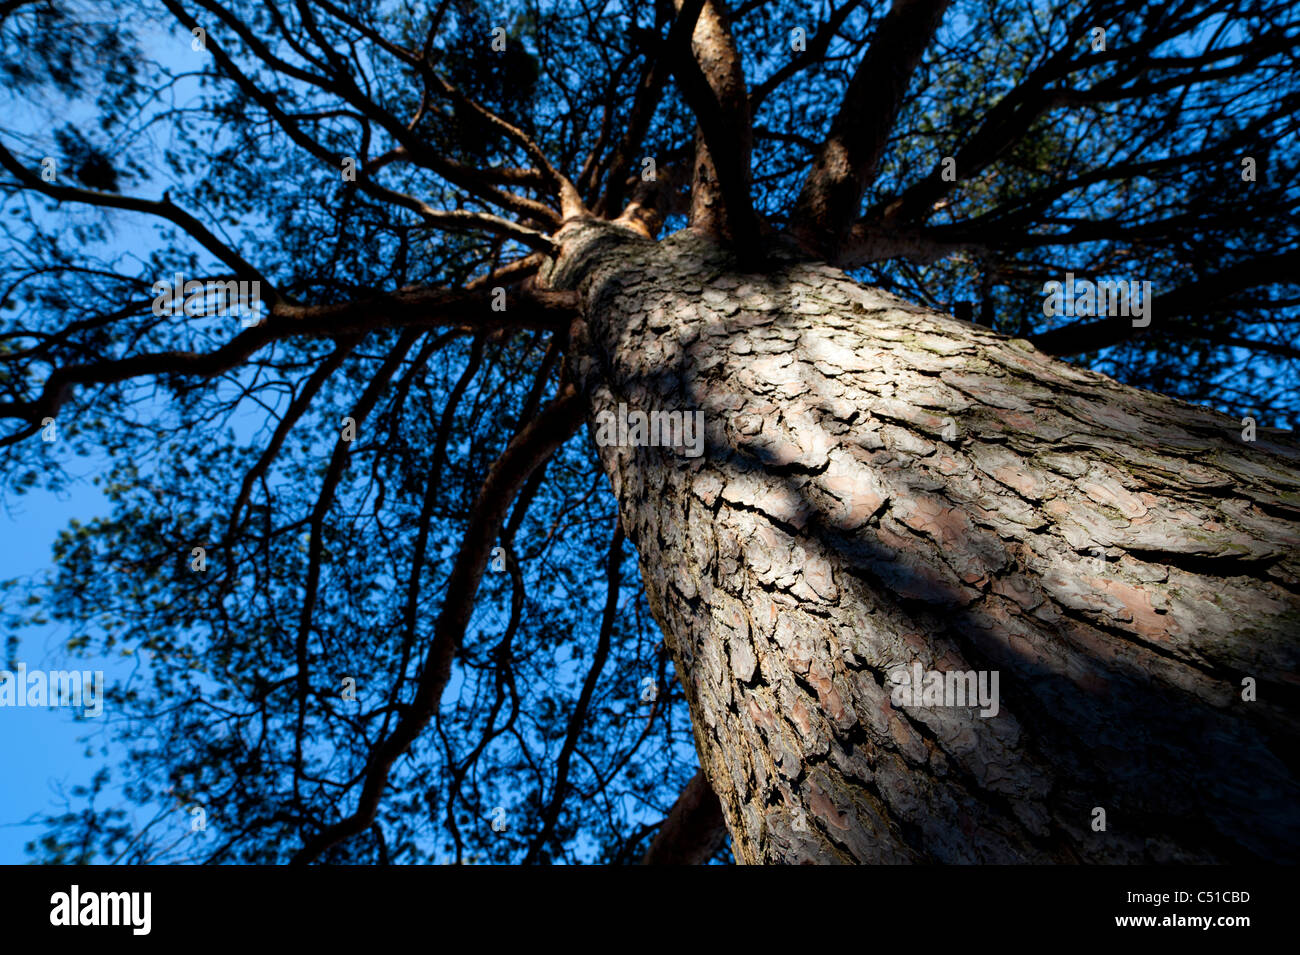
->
[545,220,1300,864]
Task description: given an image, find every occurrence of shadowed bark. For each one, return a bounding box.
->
[641,770,728,864]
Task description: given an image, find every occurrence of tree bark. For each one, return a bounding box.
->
[640,770,727,865]
[544,219,1300,864]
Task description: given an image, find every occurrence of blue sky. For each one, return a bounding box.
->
[0,450,118,862]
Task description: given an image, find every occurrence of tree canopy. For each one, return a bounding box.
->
[1,0,1296,864]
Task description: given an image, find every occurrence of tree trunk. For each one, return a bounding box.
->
[543,219,1300,864]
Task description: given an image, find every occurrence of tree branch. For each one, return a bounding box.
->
[289,383,587,864]
[0,141,281,301]
[792,0,952,261]
[1030,250,1300,355]
[524,519,625,864]
[0,285,578,443]
[640,769,727,865]
[666,0,761,252]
